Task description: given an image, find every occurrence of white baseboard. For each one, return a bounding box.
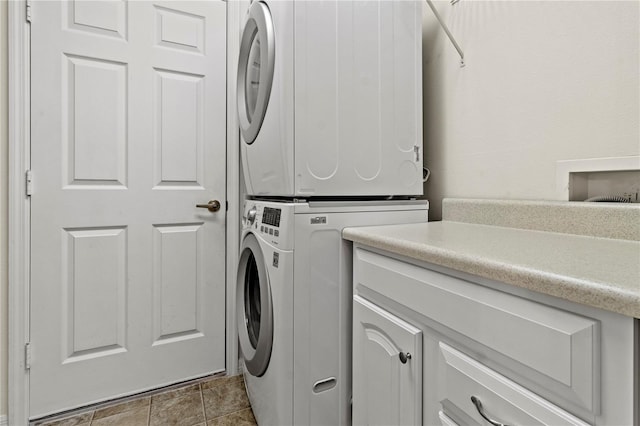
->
[0,414,8,426]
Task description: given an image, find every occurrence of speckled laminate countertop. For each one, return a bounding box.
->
[343,200,640,318]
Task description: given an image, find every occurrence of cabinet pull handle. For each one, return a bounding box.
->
[399,352,412,364]
[471,396,509,426]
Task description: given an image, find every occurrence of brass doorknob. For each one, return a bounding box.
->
[196,200,221,213]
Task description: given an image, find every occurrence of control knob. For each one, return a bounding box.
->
[247,206,257,225]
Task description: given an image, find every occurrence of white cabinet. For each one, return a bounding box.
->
[352,245,637,426]
[353,296,422,426]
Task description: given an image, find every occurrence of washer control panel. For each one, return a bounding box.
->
[260,206,281,237]
[262,207,281,228]
[243,201,293,250]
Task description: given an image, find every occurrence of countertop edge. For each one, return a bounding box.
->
[343,225,640,318]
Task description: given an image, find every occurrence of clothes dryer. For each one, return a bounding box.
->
[237,199,428,425]
[237,0,424,198]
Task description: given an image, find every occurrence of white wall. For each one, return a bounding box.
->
[1,0,8,419]
[422,0,640,220]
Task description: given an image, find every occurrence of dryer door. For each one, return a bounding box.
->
[237,1,275,144]
[237,232,273,377]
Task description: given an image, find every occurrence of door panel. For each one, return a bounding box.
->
[353,295,422,426]
[63,227,127,360]
[155,69,204,185]
[65,55,128,186]
[30,0,227,417]
[152,224,202,343]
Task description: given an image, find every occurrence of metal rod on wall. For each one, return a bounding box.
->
[424,0,465,66]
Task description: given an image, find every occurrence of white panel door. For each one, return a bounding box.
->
[29,0,227,417]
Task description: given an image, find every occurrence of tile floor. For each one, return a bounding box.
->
[33,375,257,426]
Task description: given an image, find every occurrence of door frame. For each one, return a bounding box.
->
[7,2,242,424]
[8,1,31,424]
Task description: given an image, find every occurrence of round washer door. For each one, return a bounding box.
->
[237,232,273,377]
[237,1,275,145]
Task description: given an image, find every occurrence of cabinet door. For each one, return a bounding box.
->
[353,296,422,426]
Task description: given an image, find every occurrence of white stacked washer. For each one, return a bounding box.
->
[237,0,424,198]
[237,200,428,426]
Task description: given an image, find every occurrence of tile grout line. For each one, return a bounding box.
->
[146,396,152,426]
[199,383,207,425]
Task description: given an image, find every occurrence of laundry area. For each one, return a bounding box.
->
[0,1,638,425]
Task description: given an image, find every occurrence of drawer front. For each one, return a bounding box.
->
[438,342,590,426]
[438,411,458,426]
[354,247,599,413]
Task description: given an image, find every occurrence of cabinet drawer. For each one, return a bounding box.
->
[438,342,590,426]
[354,247,599,414]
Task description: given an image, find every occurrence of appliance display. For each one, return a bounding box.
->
[237,200,428,426]
[237,0,424,198]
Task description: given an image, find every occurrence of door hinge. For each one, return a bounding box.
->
[25,343,31,370]
[26,0,32,23]
[414,145,421,162]
[25,170,33,196]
